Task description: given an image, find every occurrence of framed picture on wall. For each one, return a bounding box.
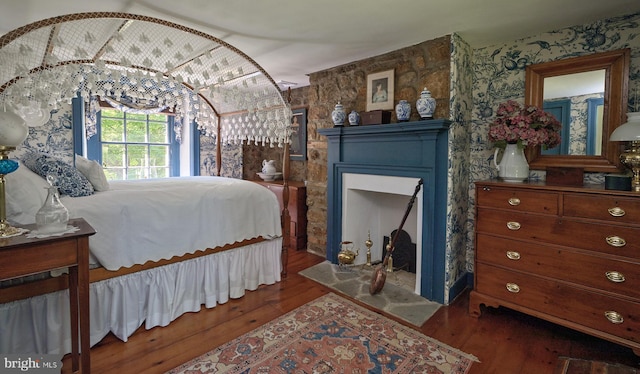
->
[366,69,394,112]
[290,108,307,161]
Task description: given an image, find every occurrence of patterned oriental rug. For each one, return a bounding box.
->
[167,293,478,373]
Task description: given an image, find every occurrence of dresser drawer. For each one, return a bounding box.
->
[477,208,640,259]
[476,234,640,300]
[476,208,557,239]
[564,193,640,225]
[475,263,640,344]
[477,185,558,214]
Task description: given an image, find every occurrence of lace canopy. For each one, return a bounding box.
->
[0,12,291,147]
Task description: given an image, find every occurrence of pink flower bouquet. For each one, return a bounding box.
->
[488,100,562,149]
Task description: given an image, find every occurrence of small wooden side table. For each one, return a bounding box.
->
[0,218,95,373]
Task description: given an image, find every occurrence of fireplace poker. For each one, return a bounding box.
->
[369,178,423,295]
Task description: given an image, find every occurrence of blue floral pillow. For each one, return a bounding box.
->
[22,153,94,197]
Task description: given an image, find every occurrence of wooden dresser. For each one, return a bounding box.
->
[253,180,307,250]
[470,180,640,355]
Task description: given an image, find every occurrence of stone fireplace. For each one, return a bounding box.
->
[319,120,451,303]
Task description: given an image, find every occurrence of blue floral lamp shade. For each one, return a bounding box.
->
[0,107,29,237]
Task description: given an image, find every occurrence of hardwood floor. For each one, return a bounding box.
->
[62,249,640,373]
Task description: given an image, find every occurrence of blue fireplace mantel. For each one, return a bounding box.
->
[319,119,451,303]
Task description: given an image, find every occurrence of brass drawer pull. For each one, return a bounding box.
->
[508,197,521,206]
[605,271,626,283]
[608,207,626,217]
[506,283,520,293]
[506,221,521,230]
[604,311,624,324]
[606,236,626,247]
[506,251,521,260]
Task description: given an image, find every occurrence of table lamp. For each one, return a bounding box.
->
[610,112,640,192]
[0,107,29,236]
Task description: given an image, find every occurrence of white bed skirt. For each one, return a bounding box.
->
[0,238,282,355]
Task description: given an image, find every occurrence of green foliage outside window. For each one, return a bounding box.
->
[100,109,171,180]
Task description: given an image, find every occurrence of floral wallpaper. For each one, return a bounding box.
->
[199,135,243,178]
[445,33,473,302]
[466,11,640,272]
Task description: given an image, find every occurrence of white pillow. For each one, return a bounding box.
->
[75,155,110,192]
[5,161,49,225]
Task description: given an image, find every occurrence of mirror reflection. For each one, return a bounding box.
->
[542,70,605,156]
[525,48,629,173]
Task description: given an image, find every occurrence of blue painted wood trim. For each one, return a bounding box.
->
[543,99,571,155]
[318,119,451,304]
[72,96,85,158]
[86,111,102,163]
[587,97,604,155]
[448,271,471,303]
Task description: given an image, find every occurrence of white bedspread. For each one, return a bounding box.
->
[60,176,282,270]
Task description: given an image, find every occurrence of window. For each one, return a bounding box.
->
[88,108,179,180]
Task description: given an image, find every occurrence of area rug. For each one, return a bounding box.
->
[555,356,638,373]
[299,260,441,327]
[167,293,478,373]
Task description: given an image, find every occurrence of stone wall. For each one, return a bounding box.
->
[306,36,452,256]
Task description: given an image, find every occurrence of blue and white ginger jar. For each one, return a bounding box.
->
[348,110,360,126]
[416,88,436,119]
[395,100,411,122]
[331,102,346,126]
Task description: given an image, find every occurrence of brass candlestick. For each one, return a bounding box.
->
[365,230,372,266]
[386,243,394,273]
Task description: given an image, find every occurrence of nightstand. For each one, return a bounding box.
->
[252,180,307,250]
[0,218,95,373]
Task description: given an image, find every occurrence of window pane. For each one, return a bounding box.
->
[149,121,168,143]
[127,113,146,121]
[93,110,175,181]
[102,108,123,118]
[101,118,124,142]
[102,144,125,167]
[126,121,147,143]
[150,145,169,167]
[104,168,124,181]
[127,144,148,167]
[148,113,166,121]
[127,168,146,180]
[151,167,169,179]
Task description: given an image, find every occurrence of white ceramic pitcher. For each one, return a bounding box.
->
[493,144,529,182]
[262,159,276,174]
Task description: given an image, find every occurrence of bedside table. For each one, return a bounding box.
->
[0,218,95,373]
[252,180,307,250]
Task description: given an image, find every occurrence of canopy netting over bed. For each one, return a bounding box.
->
[0,12,292,147]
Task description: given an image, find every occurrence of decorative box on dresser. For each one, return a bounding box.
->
[470,180,640,355]
[252,180,307,250]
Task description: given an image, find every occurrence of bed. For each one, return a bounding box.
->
[0,11,297,358]
[0,160,288,355]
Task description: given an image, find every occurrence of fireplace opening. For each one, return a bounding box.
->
[341,173,423,294]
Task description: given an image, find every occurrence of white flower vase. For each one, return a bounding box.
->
[494,144,529,182]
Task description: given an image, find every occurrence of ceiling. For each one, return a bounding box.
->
[1,0,639,89]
